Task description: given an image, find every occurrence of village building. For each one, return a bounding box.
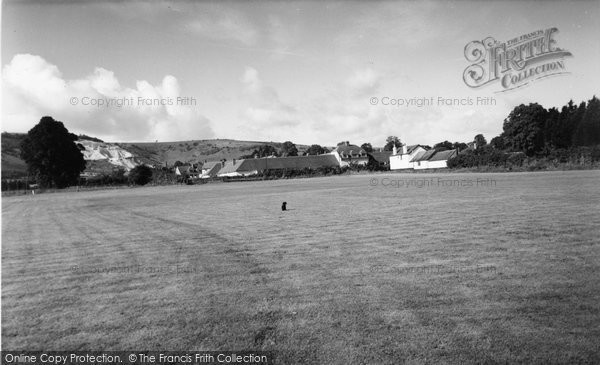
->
[390,144,458,170]
[216,155,340,178]
[199,161,222,178]
[413,149,458,169]
[367,150,392,169]
[175,165,193,177]
[331,142,368,167]
[389,144,428,170]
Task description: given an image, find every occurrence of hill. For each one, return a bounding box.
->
[1,133,28,178]
[1,133,310,178]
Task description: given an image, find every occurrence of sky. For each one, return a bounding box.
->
[2,0,599,146]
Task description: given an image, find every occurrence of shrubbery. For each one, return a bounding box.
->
[448,146,600,170]
[128,165,153,185]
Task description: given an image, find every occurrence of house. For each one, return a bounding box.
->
[216,159,248,177]
[414,149,458,169]
[175,165,193,176]
[216,155,340,177]
[175,164,200,178]
[331,142,368,166]
[389,144,428,170]
[390,144,458,170]
[367,150,392,168]
[199,161,222,178]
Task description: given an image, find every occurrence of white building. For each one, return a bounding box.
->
[389,144,428,170]
[390,144,458,170]
[331,142,369,167]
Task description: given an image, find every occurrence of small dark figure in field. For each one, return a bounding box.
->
[281,202,287,211]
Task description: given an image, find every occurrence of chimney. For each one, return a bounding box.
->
[402,144,407,154]
[392,145,398,155]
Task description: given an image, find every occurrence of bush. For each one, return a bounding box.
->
[128,165,153,185]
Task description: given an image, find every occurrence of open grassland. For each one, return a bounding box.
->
[2,171,600,363]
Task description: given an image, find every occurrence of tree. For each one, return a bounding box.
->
[573,96,600,146]
[554,101,577,149]
[474,134,487,149]
[502,103,547,156]
[490,135,507,150]
[383,136,401,151]
[20,116,86,188]
[434,141,453,151]
[128,165,153,185]
[281,141,298,156]
[452,142,468,151]
[306,144,325,155]
[257,145,279,157]
[570,101,587,146]
[360,143,373,153]
[543,107,561,149]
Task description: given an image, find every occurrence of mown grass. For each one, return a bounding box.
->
[2,171,600,363]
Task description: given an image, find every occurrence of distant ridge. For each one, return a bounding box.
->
[1,133,311,178]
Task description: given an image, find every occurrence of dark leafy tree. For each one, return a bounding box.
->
[573,96,600,146]
[502,103,547,156]
[490,134,507,150]
[554,101,577,149]
[306,144,325,155]
[281,141,298,156]
[474,134,487,149]
[543,107,561,149]
[433,141,453,151]
[128,165,153,185]
[383,136,401,151]
[258,145,279,157]
[20,116,86,188]
[452,142,469,151]
[360,143,373,153]
[570,102,587,146]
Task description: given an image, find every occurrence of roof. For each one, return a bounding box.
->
[202,161,221,170]
[176,165,192,174]
[428,149,457,161]
[216,159,245,175]
[238,155,339,171]
[334,144,366,157]
[411,149,458,163]
[406,145,424,154]
[368,151,392,163]
[411,149,436,162]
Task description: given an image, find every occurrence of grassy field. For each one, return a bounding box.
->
[2,171,599,363]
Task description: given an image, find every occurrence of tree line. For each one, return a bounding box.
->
[14,98,600,188]
[490,96,600,154]
[449,96,600,169]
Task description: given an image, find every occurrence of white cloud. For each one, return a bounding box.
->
[186,9,258,47]
[346,68,381,96]
[233,65,501,147]
[239,66,299,130]
[2,54,214,142]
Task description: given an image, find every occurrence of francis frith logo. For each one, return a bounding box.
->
[463,27,572,92]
